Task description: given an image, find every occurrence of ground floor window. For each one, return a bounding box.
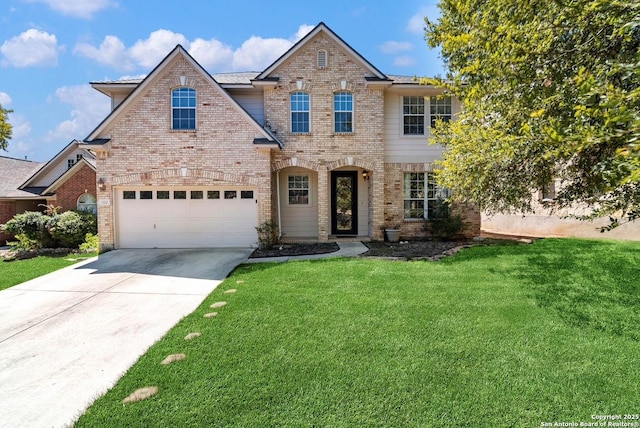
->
[288,175,309,205]
[77,193,97,214]
[403,172,450,219]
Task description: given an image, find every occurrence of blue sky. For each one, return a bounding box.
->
[0,0,444,162]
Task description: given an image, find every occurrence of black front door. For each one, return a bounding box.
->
[331,171,358,235]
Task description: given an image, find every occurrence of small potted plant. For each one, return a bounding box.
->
[384,223,401,243]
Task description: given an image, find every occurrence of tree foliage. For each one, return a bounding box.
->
[425,0,640,226]
[0,103,12,151]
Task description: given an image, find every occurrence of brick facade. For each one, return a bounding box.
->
[53,164,97,211]
[0,201,16,243]
[89,24,481,250]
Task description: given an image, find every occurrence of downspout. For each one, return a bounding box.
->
[276,170,282,239]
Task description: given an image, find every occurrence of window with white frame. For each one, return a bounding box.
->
[334,91,353,133]
[67,159,75,169]
[288,175,309,205]
[172,87,196,130]
[77,193,97,214]
[403,96,425,135]
[291,92,310,133]
[404,172,450,219]
[430,96,452,127]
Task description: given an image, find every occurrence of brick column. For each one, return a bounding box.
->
[317,166,329,241]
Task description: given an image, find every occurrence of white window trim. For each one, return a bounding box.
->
[334,91,354,134]
[290,91,311,134]
[77,193,97,214]
[403,172,450,220]
[171,87,197,131]
[429,95,452,128]
[402,95,426,136]
[287,174,311,206]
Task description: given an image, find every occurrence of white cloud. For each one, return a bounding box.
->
[393,56,418,67]
[407,7,440,34]
[9,113,32,139]
[294,24,315,42]
[73,24,313,73]
[189,38,233,70]
[129,30,189,68]
[0,92,11,106]
[232,36,293,70]
[24,0,116,19]
[74,35,134,71]
[378,41,413,54]
[1,29,62,67]
[46,84,110,141]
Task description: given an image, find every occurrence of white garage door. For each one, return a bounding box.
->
[116,187,258,248]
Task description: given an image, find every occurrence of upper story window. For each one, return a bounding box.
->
[172,87,196,130]
[290,92,310,133]
[430,96,452,128]
[67,159,75,169]
[77,193,97,214]
[334,91,353,133]
[403,96,425,135]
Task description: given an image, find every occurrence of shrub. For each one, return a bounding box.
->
[1,211,52,249]
[79,233,99,253]
[48,211,97,248]
[424,199,466,240]
[256,220,281,249]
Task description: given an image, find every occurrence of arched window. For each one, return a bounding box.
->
[171,87,196,130]
[77,193,97,214]
[290,91,310,133]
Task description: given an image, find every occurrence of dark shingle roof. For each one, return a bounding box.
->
[0,156,45,198]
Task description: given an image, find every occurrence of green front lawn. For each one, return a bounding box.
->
[77,239,640,427]
[0,253,96,291]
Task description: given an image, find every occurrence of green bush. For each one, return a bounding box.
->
[424,199,466,240]
[48,211,97,248]
[1,211,52,249]
[79,233,99,253]
[256,220,281,249]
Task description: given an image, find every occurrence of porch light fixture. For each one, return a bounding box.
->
[98,177,106,191]
[362,170,370,180]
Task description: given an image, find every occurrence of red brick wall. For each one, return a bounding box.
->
[0,201,16,243]
[55,164,97,211]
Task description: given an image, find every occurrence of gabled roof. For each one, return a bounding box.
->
[0,156,44,198]
[20,140,95,190]
[256,22,389,82]
[41,157,96,195]
[85,45,282,147]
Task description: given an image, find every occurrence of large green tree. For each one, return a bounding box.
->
[0,104,12,151]
[425,0,640,228]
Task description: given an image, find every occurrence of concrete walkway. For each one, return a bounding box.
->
[0,242,367,427]
[0,248,252,428]
[245,241,368,263]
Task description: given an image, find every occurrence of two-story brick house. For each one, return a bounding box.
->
[83,22,480,251]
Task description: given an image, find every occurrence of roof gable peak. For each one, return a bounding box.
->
[256,22,387,81]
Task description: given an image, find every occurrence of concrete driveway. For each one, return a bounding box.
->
[0,248,252,428]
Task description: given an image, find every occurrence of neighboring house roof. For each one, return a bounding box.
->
[256,22,389,82]
[20,140,95,191]
[41,157,96,195]
[0,140,96,199]
[0,156,44,198]
[85,46,283,148]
